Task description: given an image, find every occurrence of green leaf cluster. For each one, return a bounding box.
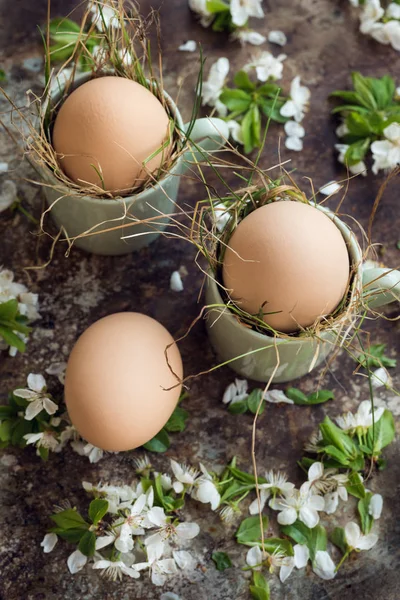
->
[219,71,289,153]
[250,571,270,600]
[0,299,32,353]
[358,343,397,369]
[228,386,333,415]
[48,17,101,70]
[286,388,334,406]
[331,72,400,166]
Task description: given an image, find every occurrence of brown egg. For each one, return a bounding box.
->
[222,201,350,333]
[64,312,182,451]
[52,76,171,194]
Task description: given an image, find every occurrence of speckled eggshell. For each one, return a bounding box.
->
[64,312,183,451]
[52,76,171,195]
[222,201,350,333]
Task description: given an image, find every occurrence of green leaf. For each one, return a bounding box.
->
[220,88,252,113]
[307,390,335,405]
[88,498,108,525]
[234,70,256,92]
[331,104,370,115]
[143,428,170,453]
[286,388,308,405]
[164,406,189,432]
[344,138,370,166]
[220,481,255,502]
[241,108,256,154]
[320,417,357,456]
[247,389,264,415]
[367,76,394,109]
[229,466,267,486]
[281,522,326,562]
[0,326,26,353]
[0,69,6,82]
[366,410,395,455]
[11,418,33,446]
[78,530,96,557]
[206,0,230,12]
[0,405,14,419]
[331,527,348,554]
[330,90,365,105]
[309,525,328,562]
[323,445,350,465]
[280,521,310,547]
[250,571,270,600]
[50,508,89,530]
[211,551,232,571]
[259,98,288,123]
[358,343,397,369]
[228,399,248,414]
[236,516,269,545]
[250,537,294,556]
[251,105,261,147]
[0,420,12,442]
[352,72,378,110]
[358,493,373,534]
[346,112,373,137]
[53,528,87,543]
[38,445,49,461]
[0,299,19,321]
[257,82,281,97]
[346,472,365,499]
[49,16,81,38]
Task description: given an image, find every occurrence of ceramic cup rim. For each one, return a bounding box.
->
[207,201,363,344]
[34,71,186,206]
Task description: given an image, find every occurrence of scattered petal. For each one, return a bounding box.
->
[319,181,342,196]
[268,30,287,46]
[179,40,197,52]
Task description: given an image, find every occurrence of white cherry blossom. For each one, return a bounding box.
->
[359,0,385,34]
[188,0,214,27]
[279,543,310,582]
[386,2,400,18]
[244,51,286,81]
[284,120,305,152]
[191,463,221,510]
[24,431,59,452]
[170,460,200,493]
[371,123,400,174]
[313,550,336,580]
[135,541,178,586]
[144,506,200,550]
[41,533,58,553]
[93,559,140,580]
[201,57,230,116]
[14,374,58,421]
[249,470,294,514]
[270,481,324,528]
[370,19,400,50]
[231,30,267,45]
[280,76,310,122]
[230,0,264,27]
[70,440,104,463]
[115,494,149,553]
[335,143,367,175]
[336,400,384,433]
[223,378,248,405]
[344,521,378,550]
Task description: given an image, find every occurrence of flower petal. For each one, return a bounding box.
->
[67,550,87,574]
[24,398,44,421]
[277,507,297,525]
[369,494,383,520]
[41,532,58,553]
[313,550,336,580]
[308,462,324,483]
[294,543,310,568]
[299,506,319,528]
[268,30,287,46]
[246,545,262,568]
[279,556,294,582]
[344,521,360,548]
[176,522,200,540]
[27,373,46,393]
[357,532,378,550]
[43,397,58,415]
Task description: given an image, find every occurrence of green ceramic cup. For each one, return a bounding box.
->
[34,73,229,256]
[205,204,400,383]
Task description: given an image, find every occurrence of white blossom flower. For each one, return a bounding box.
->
[335,143,367,175]
[371,123,400,174]
[191,463,221,510]
[213,201,232,232]
[82,481,137,513]
[230,0,264,27]
[336,400,384,433]
[371,366,392,389]
[179,40,197,52]
[268,30,287,46]
[0,180,17,213]
[313,550,336,580]
[67,549,88,574]
[134,455,152,474]
[270,481,324,528]
[386,2,400,18]
[369,493,383,519]
[306,462,349,515]
[70,440,104,463]
[280,76,310,123]
[14,374,58,421]
[135,541,178,586]
[93,558,140,580]
[170,460,200,493]
[201,57,230,116]
[279,543,310,582]
[115,494,149,553]
[319,181,342,196]
[24,431,59,452]
[45,362,67,385]
[90,1,120,30]
[170,271,184,292]
[344,521,378,550]
[222,378,248,405]
[249,470,295,514]
[188,0,214,27]
[231,30,266,45]
[263,389,294,404]
[284,120,305,152]
[359,0,385,34]
[144,506,200,551]
[244,51,286,82]
[370,19,400,50]
[41,532,58,553]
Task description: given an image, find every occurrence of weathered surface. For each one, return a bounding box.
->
[0,1,399,599]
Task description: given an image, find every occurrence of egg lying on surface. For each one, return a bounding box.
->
[222,201,350,333]
[52,76,171,195]
[64,312,182,451]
